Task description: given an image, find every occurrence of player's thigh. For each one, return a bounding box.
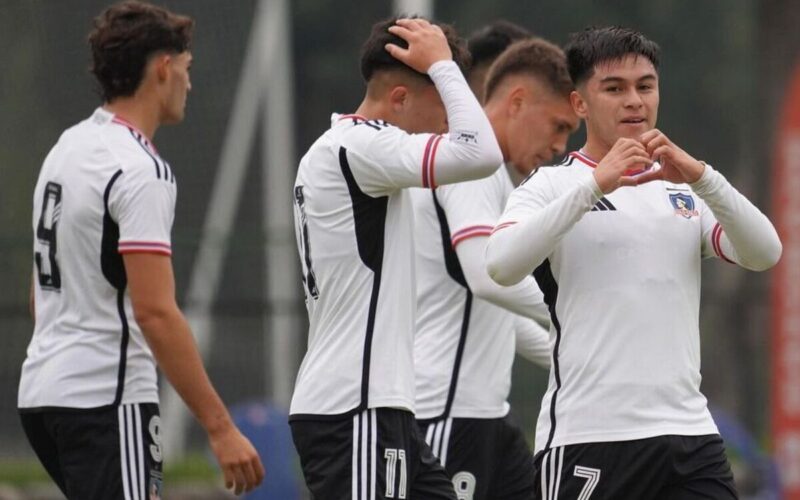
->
[535,438,670,500]
[660,435,738,500]
[419,417,493,500]
[290,415,355,499]
[19,411,68,496]
[490,415,535,500]
[55,403,163,500]
[406,419,457,500]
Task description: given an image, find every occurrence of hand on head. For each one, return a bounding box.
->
[593,130,705,194]
[385,18,452,74]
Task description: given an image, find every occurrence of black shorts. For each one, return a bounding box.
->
[534,434,738,499]
[19,403,163,500]
[417,414,536,500]
[291,408,456,499]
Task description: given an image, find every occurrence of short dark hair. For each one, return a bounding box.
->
[564,26,660,86]
[360,17,470,83]
[484,37,573,102]
[467,20,531,71]
[88,0,194,102]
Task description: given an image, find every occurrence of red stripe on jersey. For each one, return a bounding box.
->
[338,114,367,121]
[119,248,172,256]
[451,225,495,240]
[428,135,443,189]
[451,228,493,247]
[491,221,517,234]
[712,223,735,264]
[421,135,437,188]
[119,241,172,252]
[111,117,159,155]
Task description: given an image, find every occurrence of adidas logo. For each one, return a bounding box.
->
[590,198,617,212]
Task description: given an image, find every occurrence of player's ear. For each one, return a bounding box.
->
[388,85,409,113]
[507,85,525,119]
[570,89,588,119]
[153,54,171,83]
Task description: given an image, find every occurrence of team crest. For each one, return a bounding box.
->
[669,193,699,218]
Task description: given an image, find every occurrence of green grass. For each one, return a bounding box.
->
[0,453,219,487]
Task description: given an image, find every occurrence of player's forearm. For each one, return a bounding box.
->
[137,308,235,436]
[515,317,552,368]
[691,165,782,271]
[428,60,503,184]
[456,237,550,324]
[487,177,601,285]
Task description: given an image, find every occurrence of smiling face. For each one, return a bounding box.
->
[571,54,659,154]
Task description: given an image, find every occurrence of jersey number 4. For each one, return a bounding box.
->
[293,186,319,300]
[35,182,63,290]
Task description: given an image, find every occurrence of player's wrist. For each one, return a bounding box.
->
[202,410,235,437]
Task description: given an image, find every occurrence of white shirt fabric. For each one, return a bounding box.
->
[412,165,550,420]
[487,151,782,453]
[19,107,176,410]
[289,60,503,418]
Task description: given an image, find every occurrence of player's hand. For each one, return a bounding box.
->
[592,137,653,194]
[208,424,265,495]
[634,129,705,185]
[385,18,452,74]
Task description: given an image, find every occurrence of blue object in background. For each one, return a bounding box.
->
[230,401,302,500]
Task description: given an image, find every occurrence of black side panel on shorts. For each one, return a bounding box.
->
[101,169,130,406]
[533,259,562,451]
[339,146,389,410]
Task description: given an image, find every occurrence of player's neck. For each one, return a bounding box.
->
[581,136,611,162]
[103,98,160,141]
[353,98,390,123]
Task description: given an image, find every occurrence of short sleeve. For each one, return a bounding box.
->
[108,164,176,256]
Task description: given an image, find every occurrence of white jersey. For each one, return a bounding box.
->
[489,151,782,453]
[289,61,503,418]
[19,108,176,410]
[413,166,520,419]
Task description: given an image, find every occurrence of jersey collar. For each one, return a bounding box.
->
[569,149,647,176]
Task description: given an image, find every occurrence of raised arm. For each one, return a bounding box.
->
[487,138,651,285]
[346,19,502,196]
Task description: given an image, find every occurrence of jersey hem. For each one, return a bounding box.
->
[18,398,160,414]
[289,398,415,422]
[534,423,720,453]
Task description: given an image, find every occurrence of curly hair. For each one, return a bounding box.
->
[88,0,194,102]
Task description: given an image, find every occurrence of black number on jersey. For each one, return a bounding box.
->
[294,186,319,300]
[35,182,63,290]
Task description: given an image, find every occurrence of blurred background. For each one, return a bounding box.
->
[1,0,799,498]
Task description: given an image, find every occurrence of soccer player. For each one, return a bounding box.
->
[412,38,578,500]
[289,17,503,499]
[18,2,264,498]
[466,20,531,102]
[486,26,782,498]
